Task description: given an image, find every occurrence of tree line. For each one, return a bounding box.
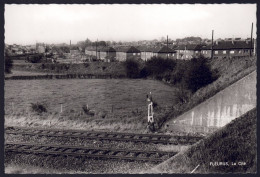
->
[125,56,218,93]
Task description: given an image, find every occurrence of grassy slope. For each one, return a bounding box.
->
[150,108,257,173]
[5,79,178,133]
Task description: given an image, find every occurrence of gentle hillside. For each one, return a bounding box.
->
[151,108,257,173]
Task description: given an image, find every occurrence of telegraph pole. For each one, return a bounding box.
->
[211,30,214,59]
[96,39,98,59]
[250,23,253,57]
[167,35,169,59]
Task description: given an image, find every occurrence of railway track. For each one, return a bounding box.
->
[5,126,203,145]
[5,142,177,163]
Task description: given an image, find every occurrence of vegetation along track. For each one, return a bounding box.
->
[5,126,203,145]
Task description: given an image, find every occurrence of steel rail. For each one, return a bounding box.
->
[5,126,202,145]
[5,142,177,163]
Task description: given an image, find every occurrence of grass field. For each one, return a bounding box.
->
[5,79,178,132]
[151,108,257,173]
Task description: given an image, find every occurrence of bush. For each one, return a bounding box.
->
[82,105,95,116]
[145,56,176,77]
[5,56,13,74]
[125,59,140,78]
[31,103,47,113]
[140,67,149,78]
[83,62,90,68]
[184,57,217,93]
[26,54,44,63]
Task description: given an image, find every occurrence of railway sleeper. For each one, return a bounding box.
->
[6,149,169,163]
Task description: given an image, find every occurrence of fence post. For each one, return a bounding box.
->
[11,102,14,113]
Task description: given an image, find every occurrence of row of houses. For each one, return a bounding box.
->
[85,45,178,62]
[176,40,256,59]
[5,44,37,55]
[84,39,255,62]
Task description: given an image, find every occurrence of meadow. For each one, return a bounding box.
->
[5,79,178,132]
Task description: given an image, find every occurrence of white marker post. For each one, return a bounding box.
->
[147,92,155,132]
[148,102,154,123]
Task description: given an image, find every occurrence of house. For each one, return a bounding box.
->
[175,44,202,59]
[137,46,158,61]
[70,46,81,55]
[85,46,97,57]
[36,43,45,53]
[153,46,177,59]
[97,46,116,62]
[114,46,141,61]
[201,40,254,59]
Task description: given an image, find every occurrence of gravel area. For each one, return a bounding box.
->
[5,152,155,174]
[5,133,188,174]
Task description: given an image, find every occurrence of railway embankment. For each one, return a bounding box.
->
[150,108,257,173]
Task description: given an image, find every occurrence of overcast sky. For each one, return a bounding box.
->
[5,4,257,45]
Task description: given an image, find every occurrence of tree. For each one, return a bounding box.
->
[125,59,140,78]
[26,54,44,63]
[184,57,216,92]
[5,51,13,73]
[145,56,176,77]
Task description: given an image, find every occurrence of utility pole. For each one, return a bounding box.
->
[70,40,71,54]
[250,22,253,57]
[167,35,169,59]
[96,39,98,59]
[211,30,214,59]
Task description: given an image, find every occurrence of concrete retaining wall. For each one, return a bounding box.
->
[165,71,256,134]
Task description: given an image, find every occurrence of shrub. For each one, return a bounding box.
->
[144,57,176,79]
[140,67,149,78]
[175,88,192,104]
[5,56,13,74]
[82,105,95,116]
[184,57,217,93]
[26,54,44,63]
[125,59,140,78]
[31,103,47,113]
[83,62,90,68]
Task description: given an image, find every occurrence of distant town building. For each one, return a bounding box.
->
[114,46,141,61]
[36,43,45,53]
[154,46,177,59]
[97,46,116,62]
[137,46,159,61]
[175,44,202,59]
[201,40,255,59]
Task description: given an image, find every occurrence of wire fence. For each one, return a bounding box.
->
[5,73,127,80]
[5,100,175,120]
